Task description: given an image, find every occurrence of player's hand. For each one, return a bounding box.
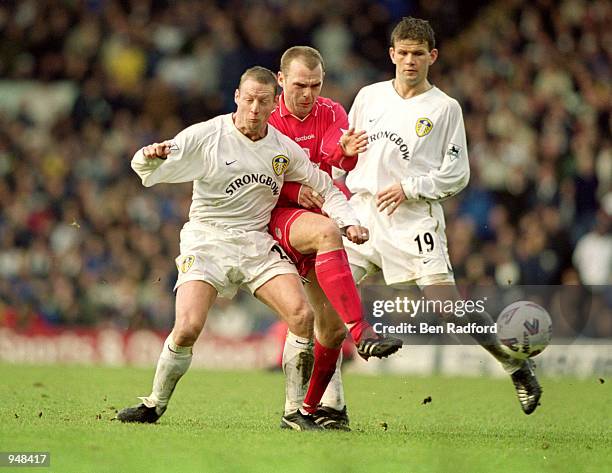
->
[345,225,369,244]
[376,183,406,215]
[298,185,325,209]
[340,128,368,156]
[142,140,173,160]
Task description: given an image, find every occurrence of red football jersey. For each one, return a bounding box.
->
[269,93,356,206]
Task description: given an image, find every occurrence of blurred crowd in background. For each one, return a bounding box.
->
[0,0,610,337]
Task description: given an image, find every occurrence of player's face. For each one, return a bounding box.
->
[234,79,278,136]
[278,60,323,119]
[389,40,438,88]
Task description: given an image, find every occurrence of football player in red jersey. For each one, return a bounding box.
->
[269,47,403,431]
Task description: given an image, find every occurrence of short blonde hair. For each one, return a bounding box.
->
[280,46,324,75]
[238,66,278,93]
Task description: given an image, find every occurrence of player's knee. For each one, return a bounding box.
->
[172,326,200,346]
[173,314,205,346]
[314,220,343,250]
[286,300,314,338]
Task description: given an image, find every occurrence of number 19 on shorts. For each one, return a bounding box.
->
[414,232,435,254]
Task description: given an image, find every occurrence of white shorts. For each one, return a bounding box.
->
[174,221,297,298]
[344,193,454,288]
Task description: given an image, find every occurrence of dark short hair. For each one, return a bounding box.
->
[390,17,436,51]
[280,46,325,75]
[238,66,278,93]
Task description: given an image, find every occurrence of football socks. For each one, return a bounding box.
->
[282,331,314,415]
[302,340,341,414]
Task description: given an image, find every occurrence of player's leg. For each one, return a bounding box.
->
[318,262,371,427]
[421,281,542,414]
[117,280,217,422]
[420,282,517,364]
[286,211,402,358]
[300,269,350,430]
[254,273,321,431]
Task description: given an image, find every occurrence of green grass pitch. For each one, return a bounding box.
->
[1,364,609,473]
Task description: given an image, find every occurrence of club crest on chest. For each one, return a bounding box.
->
[272,155,290,176]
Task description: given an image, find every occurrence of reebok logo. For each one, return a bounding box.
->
[295,134,315,142]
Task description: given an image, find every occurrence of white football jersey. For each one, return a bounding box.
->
[346,81,469,201]
[131,114,359,232]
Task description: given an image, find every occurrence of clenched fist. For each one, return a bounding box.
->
[142,140,174,160]
[298,186,325,209]
[345,225,369,245]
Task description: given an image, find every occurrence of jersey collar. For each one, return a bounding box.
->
[226,113,270,145]
[278,92,319,121]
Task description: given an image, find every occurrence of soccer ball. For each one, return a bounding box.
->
[496,301,552,360]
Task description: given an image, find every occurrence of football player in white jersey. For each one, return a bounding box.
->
[331,17,542,415]
[116,66,369,429]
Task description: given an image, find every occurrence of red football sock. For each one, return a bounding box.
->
[315,249,372,343]
[303,339,342,414]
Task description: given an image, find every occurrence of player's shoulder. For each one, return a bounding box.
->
[268,124,297,147]
[356,80,393,98]
[315,95,344,111]
[429,87,463,112]
[314,96,347,121]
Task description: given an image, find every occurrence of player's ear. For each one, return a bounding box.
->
[273,93,279,105]
[234,88,240,105]
[429,48,438,65]
[277,71,284,88]
[389,47,396,64]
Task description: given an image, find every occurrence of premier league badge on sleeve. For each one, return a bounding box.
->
[415,118,433,137]
[446,143,462,161]
[272,155,290,176]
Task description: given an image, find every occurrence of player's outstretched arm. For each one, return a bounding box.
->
[283,139,360,231]
[131,122,212,187]
[142,141,173,160]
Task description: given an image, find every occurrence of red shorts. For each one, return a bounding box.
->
[269,207,317,277]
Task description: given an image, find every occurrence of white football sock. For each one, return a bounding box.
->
[141,334,193,411]
[320,351,346,410]
[282,331,314,415]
